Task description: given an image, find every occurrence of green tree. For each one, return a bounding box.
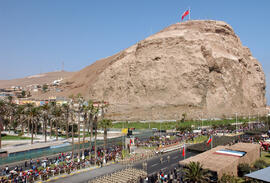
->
[99,118,113,156]
[218,174,238,183]
[42,84,48,92]
[21,90,26,98]
[181,113,187,123]
[183,161,211,183]
[254,159,269,170]
[0,100,7,148]
[238,163,252,177]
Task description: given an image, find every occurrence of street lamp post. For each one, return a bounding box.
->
[159,121,161,138]
[248,112,250,130]
[235,113,238,134]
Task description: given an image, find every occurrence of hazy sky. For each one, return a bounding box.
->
[0,0,269,104]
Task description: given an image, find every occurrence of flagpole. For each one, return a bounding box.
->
[189,7,191,20]
[184,143,186,159]
[211,135,213,149]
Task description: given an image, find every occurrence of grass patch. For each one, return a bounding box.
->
[112,118,256,130]
[188,135,240,153]
[187,135,208,144]
[260,151,270,165]
[2,135,32,140]
[141,146,157,150]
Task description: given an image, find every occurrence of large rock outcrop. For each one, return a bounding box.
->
[63,20,266,120]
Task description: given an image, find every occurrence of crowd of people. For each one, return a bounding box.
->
[0,145,122,183]
[139,167,184,183]
[0,121,268,183]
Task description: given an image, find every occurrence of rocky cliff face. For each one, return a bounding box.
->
[64,20,266,120]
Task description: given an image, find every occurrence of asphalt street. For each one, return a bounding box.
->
[49,163,125,183]
[50,149,198,183]
[133,150,197,175]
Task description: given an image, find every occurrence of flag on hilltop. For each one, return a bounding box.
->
[207,136,212,145]
[181,9,190,21]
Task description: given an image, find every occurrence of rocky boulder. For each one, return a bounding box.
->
[63,20,266,120]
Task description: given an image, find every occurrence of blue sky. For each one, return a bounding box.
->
[0,0,269,104]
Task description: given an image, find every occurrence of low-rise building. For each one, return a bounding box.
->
[180,143,260,179]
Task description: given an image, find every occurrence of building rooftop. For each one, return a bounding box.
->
[180,143,259,172]
[180,145,239,171]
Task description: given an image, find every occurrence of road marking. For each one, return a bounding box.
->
[151,163,159,167]
[62,175,67,178]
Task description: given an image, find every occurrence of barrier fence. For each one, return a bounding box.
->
[0,130,154,165]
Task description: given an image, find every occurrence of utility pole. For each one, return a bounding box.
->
[211,135,213,149]
[122,122,124,150]
[160,121,161,138]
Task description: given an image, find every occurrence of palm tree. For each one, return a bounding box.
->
[183,161,211,183]
[0,100,7,149]
[16,105,27,136]
[11,104,20,133]
[26,105,39,144]
[51,105,62,141]
[0,116,3,149]
[99,118,113,158]
[68,95,75,160]
[82,100,95,156]
[24,103,33,136]
[87,101,97,158]
[75,94,84,159]
[93,114,98,165]
[62,103,70,139]
[93,102,108,165]
[6,102,16,133]
[34,107,42,136]
[41,103,50,142]
[82,104,88,154]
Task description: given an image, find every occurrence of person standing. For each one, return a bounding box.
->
[5,166,9,175]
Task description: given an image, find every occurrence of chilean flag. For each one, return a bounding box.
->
[207,136,212,145]
[182,144,185,157]
[130,139,132,145]
[181,9,190,21]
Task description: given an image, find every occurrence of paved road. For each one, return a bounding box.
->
[50,150,197,183]
[133,150,197,175]
[49,163,125,183]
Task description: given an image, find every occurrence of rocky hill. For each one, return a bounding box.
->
[62,20,266,120]
[0,71,73,88]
